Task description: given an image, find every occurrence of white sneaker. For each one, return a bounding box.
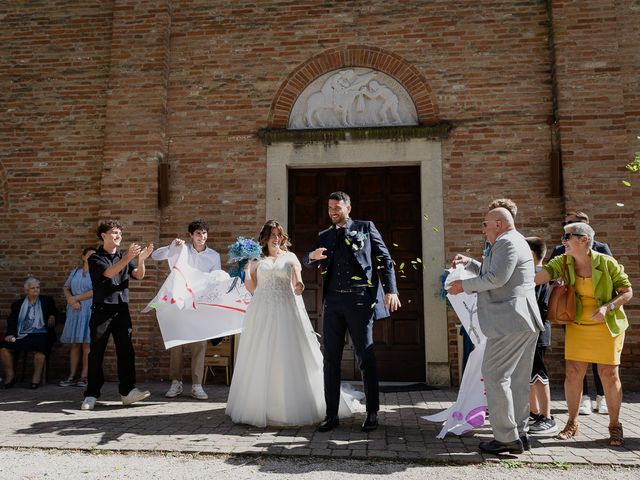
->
[596,395,608,415]
[121,387,151,406]
[578,394,592,415]
[191,384,208,400]
[165,380,183,398]
[81,396,97,411]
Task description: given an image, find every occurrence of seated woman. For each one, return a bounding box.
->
[535,222,632,446]
[0,277,58,389]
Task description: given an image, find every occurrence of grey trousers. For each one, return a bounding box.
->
[482,330,539,443]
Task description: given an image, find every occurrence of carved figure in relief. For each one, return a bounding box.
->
[360,80,401,124]
[304,70,376,127]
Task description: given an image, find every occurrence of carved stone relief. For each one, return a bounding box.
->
[288,68,418,129]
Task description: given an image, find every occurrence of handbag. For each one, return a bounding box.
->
[547,255,576,325]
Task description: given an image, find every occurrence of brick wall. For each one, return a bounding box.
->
[1,0,638,388]
[549,0,640,387]
[0,1,112,378]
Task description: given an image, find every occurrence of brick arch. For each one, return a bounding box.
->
[268,45,439,128]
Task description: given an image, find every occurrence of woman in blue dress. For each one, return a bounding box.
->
[59,247,95,387]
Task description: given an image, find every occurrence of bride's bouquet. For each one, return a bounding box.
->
[227,236,262,281]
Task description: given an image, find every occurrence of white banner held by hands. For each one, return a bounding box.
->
[422,265,488,438]
[143,244,251,349]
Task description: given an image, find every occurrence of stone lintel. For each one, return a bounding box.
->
[257,123,452,145]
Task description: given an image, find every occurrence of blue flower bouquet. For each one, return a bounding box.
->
[227,236,262,281]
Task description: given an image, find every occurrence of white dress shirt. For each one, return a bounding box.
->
[151,241,221,273]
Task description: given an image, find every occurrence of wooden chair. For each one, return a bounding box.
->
[203,337,234,386]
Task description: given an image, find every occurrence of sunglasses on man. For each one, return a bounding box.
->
[561,232,586,241]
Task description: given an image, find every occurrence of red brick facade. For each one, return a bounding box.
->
[1,1,638,387]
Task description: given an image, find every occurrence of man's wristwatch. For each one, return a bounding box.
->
[608,302,616,311]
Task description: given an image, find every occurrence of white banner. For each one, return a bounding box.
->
[422,265,488,438]
[143,244,251,349]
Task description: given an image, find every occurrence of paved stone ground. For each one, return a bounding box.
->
[0,382,638,465]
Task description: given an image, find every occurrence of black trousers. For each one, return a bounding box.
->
[323,291,379,416]
[85,303,136,398]
[583,363,605,397]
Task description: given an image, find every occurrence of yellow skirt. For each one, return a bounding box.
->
[565,322,624,365]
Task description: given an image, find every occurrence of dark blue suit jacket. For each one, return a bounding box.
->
[303,218,398,320]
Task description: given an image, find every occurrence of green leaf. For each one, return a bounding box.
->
[351,276,362,280]
[345,238,351,245]
[432,226,440,232]
[399,262,405,270]
[622,180,631,187]
[423,214,430,221]
[626,154,640,172]
[416,258,422,263]
[393,243,399,247]
[367,279,373,285]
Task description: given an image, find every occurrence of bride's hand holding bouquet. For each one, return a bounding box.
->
[227,236,262,284]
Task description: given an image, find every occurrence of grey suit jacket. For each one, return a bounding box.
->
[462,229,544,339]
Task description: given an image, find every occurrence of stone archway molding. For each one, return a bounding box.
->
[268,45,439,128]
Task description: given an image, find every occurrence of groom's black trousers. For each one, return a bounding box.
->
[323,291,379,416]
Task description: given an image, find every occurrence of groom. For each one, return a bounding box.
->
[304,191,401,432]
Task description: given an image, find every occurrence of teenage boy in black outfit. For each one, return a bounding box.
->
[81,220,154,410]
[525,237,557,434]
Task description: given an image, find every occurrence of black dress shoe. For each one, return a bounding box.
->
[3,378,16,389]
[478,438,524,454]
[521,434,531,451]
[317,416,339,432]
[361,412,378,432]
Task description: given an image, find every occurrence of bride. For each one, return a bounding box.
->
[225,220,360,427]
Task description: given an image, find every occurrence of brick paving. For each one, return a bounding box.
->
[0,382,638,465]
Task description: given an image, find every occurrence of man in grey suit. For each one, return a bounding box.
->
[448,207,544,454]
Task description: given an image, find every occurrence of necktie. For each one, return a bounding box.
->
[336,226,345,246]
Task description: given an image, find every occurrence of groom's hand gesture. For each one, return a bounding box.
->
[309,247,327,261]
[384,293,401,312]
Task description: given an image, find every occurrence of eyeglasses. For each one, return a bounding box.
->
[561,232,586,241]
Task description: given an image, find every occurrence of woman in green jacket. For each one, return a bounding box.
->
[535,222,632,446]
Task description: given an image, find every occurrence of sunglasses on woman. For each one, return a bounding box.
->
[561,232,586,241]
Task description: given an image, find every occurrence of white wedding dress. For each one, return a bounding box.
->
[226,251,361,427]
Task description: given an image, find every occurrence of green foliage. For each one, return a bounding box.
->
[627,151,640,172]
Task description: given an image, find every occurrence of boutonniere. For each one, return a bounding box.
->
[482,243,491,259]
[345,230,368,252]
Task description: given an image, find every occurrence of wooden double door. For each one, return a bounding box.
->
[288,166,425,382]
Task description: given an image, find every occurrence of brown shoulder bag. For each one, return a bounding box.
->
[547,255,576,325]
